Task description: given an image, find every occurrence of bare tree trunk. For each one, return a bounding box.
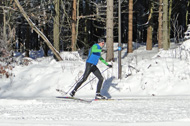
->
[54,0,60,52]
[106,0,114,62]
[146,1,153,50]
[158,0,163,49]
[0,0,2,24]
[128,0,133,53]
[75,0,80,50]
[3,8,7,42]
[14,0,63,61]
[186,0,190,26]
[25,26,30,57]
[163,0,169,50]
[71,0,77,51]
[168,0,172,48]
[84,0,90,51]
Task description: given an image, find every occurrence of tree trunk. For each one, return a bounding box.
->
[25,25,30,57]
[84,0,90,50]
[158,0,163,49]
[0,0,2,24]
[3,8,7,42]
[168,0,172,48]
[128,0,133,53]
[43,25,49,56]
[71,0,77,51]
[186,0,190,26]
[14,0,63,61]
[106,0,114,62]
[54,0,60,52]
[163,0,169,50]
[146,1,153,50]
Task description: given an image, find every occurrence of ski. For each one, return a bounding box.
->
[56,96,92,103]
[94,99,114,101]
[93,98,141,101]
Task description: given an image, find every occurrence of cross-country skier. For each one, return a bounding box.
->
[70,38,112,99]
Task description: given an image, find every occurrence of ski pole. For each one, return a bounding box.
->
[77,67,110,91]
[64,75,83,95]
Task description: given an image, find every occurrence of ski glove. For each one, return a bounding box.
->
[102,49,107,53]
[107,64,112,68]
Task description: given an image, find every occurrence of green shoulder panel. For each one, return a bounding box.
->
[91,44,102,53]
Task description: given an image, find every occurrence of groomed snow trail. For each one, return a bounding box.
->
[0,96,190,126]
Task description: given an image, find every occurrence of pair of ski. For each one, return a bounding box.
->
[56,96,112,103]
[56,89,112,103]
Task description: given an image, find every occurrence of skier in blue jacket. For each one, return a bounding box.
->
[70,38,112,99]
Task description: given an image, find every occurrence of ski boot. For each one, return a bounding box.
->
[95,93,107,100]
[70,90,76,97]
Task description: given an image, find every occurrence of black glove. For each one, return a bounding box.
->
[102,49,107,53]
[107,64,112,68]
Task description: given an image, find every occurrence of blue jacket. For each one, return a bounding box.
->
[86,44,101,65]
[86,44,108,65]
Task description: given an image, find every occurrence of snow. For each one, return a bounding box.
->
[1,40,190,125]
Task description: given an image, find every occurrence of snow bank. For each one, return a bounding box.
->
[1,41,190,98]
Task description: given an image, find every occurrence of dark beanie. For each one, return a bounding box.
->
[98,38,105,43]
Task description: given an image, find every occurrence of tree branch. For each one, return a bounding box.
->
[13,0,63,61]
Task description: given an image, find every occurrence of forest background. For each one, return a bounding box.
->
[0,0,190,63]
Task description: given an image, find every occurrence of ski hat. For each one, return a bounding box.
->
[98,38,105,43]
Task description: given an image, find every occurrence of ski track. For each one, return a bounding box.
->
[0,96,190,125]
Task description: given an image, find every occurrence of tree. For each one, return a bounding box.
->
[146,1,153,50]
[0,0,2,25]
[186,0,190,26]
[71,0,77,51]
[54,0,60,52]
[168,0,172,48]
[106,0,114,62]
[128,0,133,53]
[3,6,7,43]
[158,0,163,49]
[84,0,90,51]
[14,0,63,61]
[163,0,169,50]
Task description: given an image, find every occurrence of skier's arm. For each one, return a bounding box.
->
[91,44,102,53]
[99,57,109,65]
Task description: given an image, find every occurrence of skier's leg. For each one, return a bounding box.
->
[70,63,93,96]
[93,66,104,93]
[93,67,107,99]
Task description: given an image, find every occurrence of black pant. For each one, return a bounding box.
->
[73,62,104,93]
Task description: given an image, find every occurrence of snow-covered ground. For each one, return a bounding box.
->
[1,40,190,125]
[0,96,190,126]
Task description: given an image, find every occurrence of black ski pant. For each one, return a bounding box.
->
[73,62,104,93]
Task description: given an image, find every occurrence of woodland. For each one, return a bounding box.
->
[0,0,190,61]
